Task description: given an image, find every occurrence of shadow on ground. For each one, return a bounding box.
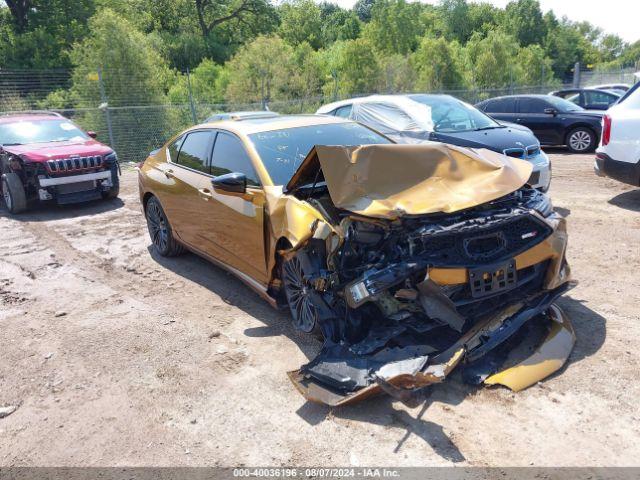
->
[148,243,607,463]
[608,189,640,212]
[0,197,124,221]
[147,246,322,361]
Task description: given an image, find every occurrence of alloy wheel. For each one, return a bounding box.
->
[569,130,592,152]
[282,256,319,333]
[146,200,169,253]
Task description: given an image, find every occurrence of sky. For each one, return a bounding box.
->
[327,0,640,43]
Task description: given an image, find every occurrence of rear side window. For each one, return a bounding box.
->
[167,135,184,162]
[333,105,353,118]
[175,130,214,173]
[518,98,549,114]
[482,98,516,113]
[211,132,260,186]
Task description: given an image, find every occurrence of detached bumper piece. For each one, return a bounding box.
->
[288,285,574,407]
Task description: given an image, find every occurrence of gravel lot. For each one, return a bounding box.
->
[1,150,639,467]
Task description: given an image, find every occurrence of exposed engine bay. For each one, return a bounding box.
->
[283,184,573,407]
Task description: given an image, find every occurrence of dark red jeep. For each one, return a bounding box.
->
[0,112,119,214]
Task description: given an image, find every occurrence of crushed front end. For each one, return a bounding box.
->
[282,146,573,406]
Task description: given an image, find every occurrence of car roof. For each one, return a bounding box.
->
[479,94,551,102]
[553,88,618,95]
[196,114,352,135]
[317,94,456,114]
[0,111,65,124]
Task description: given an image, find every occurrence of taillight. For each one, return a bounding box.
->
[602,114,612,146]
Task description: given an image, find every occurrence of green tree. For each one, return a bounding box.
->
[278,0,323,49]
[503,0,546,47]
[379,54,416,93]
[411,36,466,91]
[322,38,382,96]
[465,29,519,88]
[168,59,227,105]
[439,0,472,44]
[224,35,296,104]
[362,0,424,55]
[515,44,554,86]
[68,9,175,160]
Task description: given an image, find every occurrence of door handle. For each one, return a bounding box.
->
[164,169,175,179]
[198,188,213,201]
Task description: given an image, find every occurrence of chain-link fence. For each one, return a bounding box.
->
[0,67,636,163]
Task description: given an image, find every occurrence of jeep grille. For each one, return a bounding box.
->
[46,156,103,173]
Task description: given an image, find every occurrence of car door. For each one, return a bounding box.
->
[516,98,562,144]
[481,97,519,124]
[198,130,268,284]
[583,90,618,110]
[155,129,217,250]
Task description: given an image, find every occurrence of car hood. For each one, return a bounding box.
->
[431,125,539,153]
[2,139,113,162]
[285,143,532,219]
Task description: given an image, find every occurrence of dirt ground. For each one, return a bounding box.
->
[1,150,639,467]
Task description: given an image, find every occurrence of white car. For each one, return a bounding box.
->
[317,94,551,191]
[595,83,640,187]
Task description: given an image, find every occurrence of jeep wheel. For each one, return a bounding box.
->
[102,184,120,200]
[145,196,184,257]
[566,127,595,153]
[1,173,28,214]
[281,255,323,338]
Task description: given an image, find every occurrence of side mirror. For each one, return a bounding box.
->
[544,108,558,116]
[211,172,246,194]
[87,131,97,138]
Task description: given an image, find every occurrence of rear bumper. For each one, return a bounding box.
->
[594,152,640,186]
[38,170,112,187]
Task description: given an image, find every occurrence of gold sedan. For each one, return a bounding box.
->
[138,114,575,406]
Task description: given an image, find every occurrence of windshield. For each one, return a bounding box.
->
[545,96,584,112]
[409,94,500,133]
[0,119,89,145]
[249,122,391,185]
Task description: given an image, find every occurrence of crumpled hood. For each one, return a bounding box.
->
[286,143,532,219]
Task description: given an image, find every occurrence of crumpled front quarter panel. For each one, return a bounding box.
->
[315,144,533,219]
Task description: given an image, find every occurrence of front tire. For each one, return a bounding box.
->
[281,256,323,337]
[1,173,28,214]
[566,127,596,153]
[145,196,184,257]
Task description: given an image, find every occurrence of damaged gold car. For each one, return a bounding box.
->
[138,114,574,407]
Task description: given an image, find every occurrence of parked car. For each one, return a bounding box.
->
[205,110,277,123]
[138,114,574,406]
[0,111,119,214]
[476,95,603,153]
[595,82,640,186]
[550,88,620,110]
[317,94,551,191]
[591,83,631,95]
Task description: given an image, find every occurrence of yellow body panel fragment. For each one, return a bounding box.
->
[484,304,575,391]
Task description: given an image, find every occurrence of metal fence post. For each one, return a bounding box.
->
[97,67,115,149]
[186,68,197,123]
[331,70,338,102]
[573,62,581,88]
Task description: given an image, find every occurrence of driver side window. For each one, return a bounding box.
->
[211,132,261,187]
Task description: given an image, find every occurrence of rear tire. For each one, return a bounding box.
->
[145,196,184,257]
[1,173,28,214]
[566,127,596,153]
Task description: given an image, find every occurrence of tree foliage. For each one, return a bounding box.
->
[0,0,638,112]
